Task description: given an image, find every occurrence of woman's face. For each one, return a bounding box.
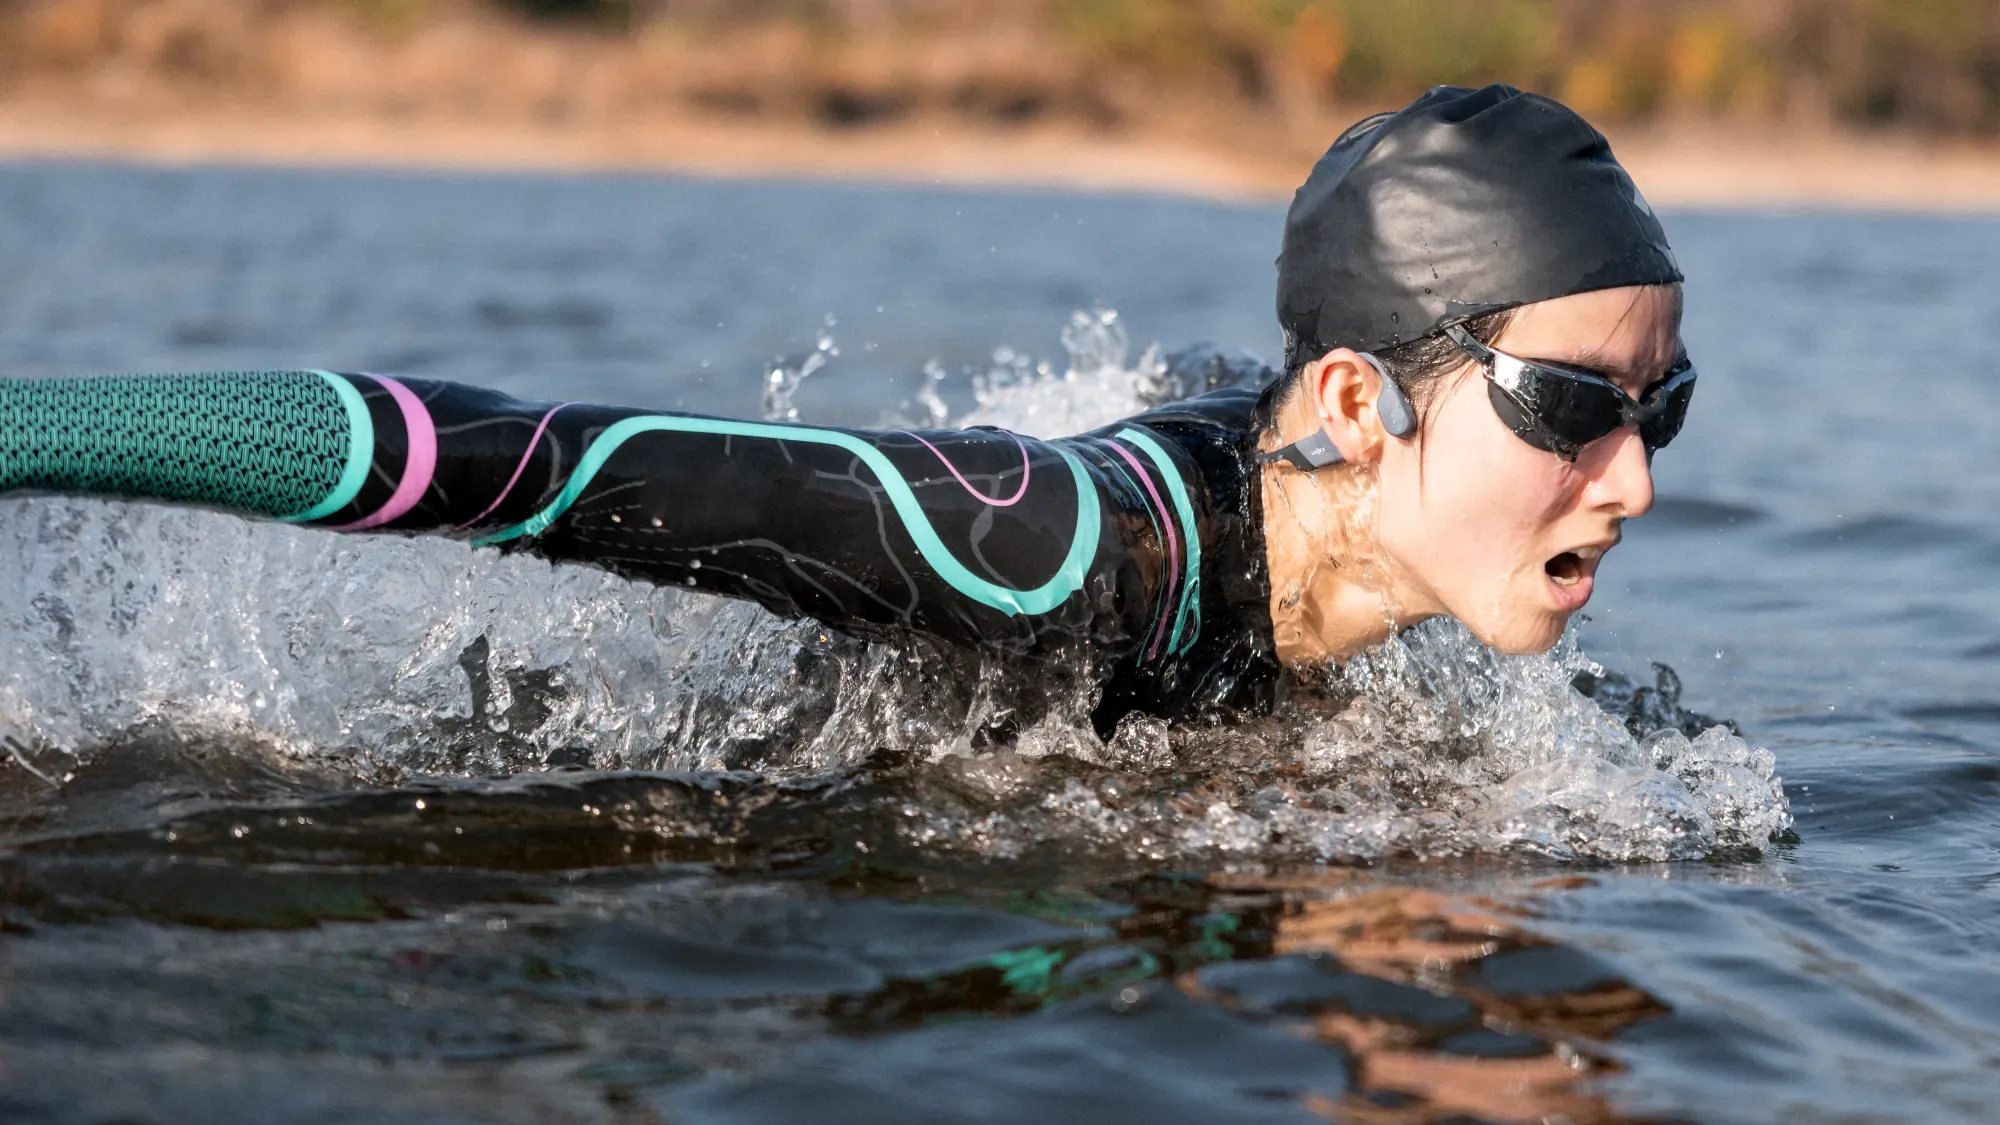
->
[1373,284,1683,653]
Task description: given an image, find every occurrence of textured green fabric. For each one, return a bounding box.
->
[0,371,357,519]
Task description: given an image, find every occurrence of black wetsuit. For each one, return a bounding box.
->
[0,351,1280,734]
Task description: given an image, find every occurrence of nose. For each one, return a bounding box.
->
[1583,426,1655,518]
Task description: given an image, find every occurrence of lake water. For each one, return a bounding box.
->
[1,161,1997,1124]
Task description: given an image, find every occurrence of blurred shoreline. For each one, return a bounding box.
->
[8,0,2000,211]
[5,102,2000,212]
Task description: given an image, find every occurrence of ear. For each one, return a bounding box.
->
[1301,348,1408,465]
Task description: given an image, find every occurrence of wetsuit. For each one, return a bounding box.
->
[0,352,1279,734]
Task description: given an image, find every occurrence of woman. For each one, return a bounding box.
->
[0,85,1691,738]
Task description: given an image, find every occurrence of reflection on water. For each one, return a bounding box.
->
[0,745,1671,1125]
[1251,875,1666,1124]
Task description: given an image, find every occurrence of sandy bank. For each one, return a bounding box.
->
[3,100,1998,213]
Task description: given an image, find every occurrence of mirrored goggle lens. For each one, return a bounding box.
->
[1485,380,1573,455]
[1507,365,1630,449]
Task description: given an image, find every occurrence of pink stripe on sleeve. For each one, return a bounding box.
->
[455,403,573,531]
[897,429,1032,506]
[331,375,438,532]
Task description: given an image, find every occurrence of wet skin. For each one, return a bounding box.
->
[1262,284,1683,664]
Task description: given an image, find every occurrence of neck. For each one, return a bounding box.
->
[1257,394,1431,665]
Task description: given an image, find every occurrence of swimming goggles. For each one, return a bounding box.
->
[1444,323,1697,460]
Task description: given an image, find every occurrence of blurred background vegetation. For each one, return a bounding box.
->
[4,0,1999,140]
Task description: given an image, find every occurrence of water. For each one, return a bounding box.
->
[0,162,1994,1123]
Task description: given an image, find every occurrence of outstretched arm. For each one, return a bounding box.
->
[0,370,1166,658]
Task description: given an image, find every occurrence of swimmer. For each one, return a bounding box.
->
[0,85,1690,736]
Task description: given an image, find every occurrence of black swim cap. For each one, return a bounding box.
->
[1277,84,1682,371]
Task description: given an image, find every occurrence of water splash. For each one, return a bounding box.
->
[761,316,840,423]
[957,308,1167,437]
[875,618,1790,866]
[0,496,1005,783]
[1311,621,1789,859]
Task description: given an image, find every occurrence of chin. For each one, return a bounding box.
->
[1463,610,1569,655]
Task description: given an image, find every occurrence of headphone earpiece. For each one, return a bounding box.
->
[1255,351,1416,471]
[1357,352,1416,439]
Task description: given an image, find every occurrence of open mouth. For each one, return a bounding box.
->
[1544,544,1606,588]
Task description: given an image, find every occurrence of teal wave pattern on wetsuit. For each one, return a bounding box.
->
[0,370,373,522]
[1116,427,1202,655]
[471,415,1103,617]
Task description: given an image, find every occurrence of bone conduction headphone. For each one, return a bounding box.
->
[1257,353,1416,471]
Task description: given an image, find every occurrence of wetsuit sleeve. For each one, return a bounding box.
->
[0,370,1169,659]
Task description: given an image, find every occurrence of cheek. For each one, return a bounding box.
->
[1378,388,1582,580]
